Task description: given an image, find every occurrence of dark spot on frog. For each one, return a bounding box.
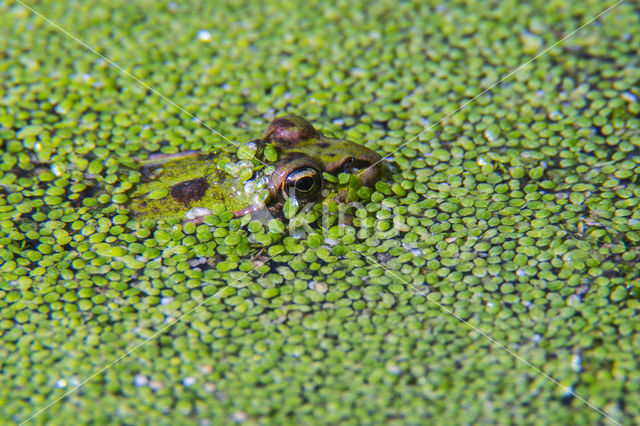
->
[317,142,330,149]
[170,177,209,206]
[263,115,318,147]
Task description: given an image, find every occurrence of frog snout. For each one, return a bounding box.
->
[359,155,384,186]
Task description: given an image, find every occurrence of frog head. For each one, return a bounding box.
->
[261,116,384,209]
[127,115,385,222]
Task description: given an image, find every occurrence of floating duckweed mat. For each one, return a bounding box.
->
[1,0,640,424]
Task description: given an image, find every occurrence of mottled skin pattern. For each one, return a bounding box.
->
[129,116,384,221]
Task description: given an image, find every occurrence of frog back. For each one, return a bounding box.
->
[129,152,254,221]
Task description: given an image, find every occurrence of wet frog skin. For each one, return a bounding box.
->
[129,116,384,221]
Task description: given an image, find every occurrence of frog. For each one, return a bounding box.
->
[128,115,384,222]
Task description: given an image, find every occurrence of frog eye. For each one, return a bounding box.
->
[282,167,323,202]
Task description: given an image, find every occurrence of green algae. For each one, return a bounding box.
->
[1,0,640,425]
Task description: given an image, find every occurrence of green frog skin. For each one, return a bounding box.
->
[129,115,384,221]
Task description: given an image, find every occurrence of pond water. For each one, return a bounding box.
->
[1,0,638,424]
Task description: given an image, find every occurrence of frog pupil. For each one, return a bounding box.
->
[296,176,314,192]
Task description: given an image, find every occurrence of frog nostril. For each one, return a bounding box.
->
[341,157,371,173]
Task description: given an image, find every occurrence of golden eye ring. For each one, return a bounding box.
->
[281,167,323,202]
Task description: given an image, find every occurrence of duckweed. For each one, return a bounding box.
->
[1,0,640,425]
